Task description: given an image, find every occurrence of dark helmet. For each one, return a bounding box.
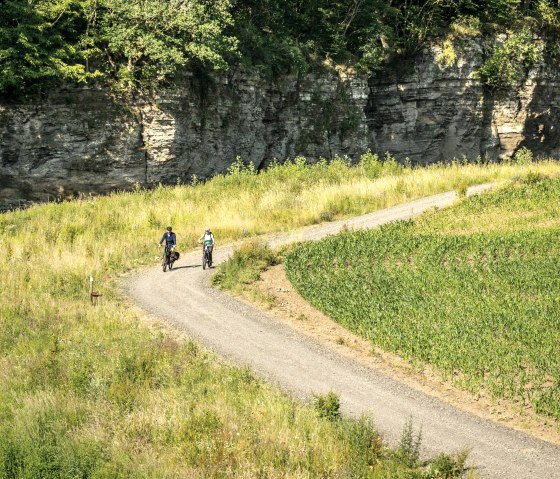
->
[166,226,173,231]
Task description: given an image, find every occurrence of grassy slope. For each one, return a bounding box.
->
[286,174,560,421]
[2,157,560,477]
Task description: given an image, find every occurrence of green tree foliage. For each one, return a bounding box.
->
[1,0,559,93]
[97,0,237,89]
[0,0,236,92]
[478,28,540,90]
[0,0,89,92]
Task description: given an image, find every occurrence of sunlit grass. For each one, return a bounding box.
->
[1,154,557,476]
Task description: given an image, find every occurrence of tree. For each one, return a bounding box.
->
[0,0,88,92]
[96,0,238,90]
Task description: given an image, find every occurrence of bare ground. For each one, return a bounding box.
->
[127,186,560,479]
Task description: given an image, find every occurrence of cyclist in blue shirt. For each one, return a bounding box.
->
[159,226,176,248]
[159,226,177,268]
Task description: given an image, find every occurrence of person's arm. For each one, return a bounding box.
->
[159,233,166,245]
[171,233,177,246]
[198,233,204,243]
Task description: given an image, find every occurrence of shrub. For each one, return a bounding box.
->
[477,29,540,90]
[429,450,470,478]
[313,392,341,422]
[359,150,383,179]
[513,147,534,164]
[437,39,457,68]
[397,418,422,468]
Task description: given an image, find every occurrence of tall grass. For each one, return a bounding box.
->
[1,153,559,477]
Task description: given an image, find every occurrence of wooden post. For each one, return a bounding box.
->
[89,275,102,305]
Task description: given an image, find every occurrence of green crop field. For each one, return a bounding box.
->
[286,175,560,420]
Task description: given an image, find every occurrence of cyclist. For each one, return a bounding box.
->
[198,226,215,265]
[159,226,177,265]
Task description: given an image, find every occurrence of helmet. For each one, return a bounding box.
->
[166,226,173,231]
[205,226,210,232]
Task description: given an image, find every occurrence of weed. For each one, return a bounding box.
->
[397,418,422,468]
[314,392,341,422]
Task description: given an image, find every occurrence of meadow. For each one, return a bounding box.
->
[2,152,560,477]
[286,174,560,421]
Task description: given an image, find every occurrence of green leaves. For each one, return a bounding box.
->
[478,28,540,90]
[99,0,237,89]
[0,0,237,92]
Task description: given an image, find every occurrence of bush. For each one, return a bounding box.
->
[428,450,469,478]
[313,392,341,422]
[359,150,383,179]
[477,29,540,90]
[513,147,534,164]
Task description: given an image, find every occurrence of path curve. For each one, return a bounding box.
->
[128,185,560,479]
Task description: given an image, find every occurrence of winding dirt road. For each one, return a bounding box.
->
[128,185,560,479]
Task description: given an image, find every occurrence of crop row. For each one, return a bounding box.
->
[286,180,560,419]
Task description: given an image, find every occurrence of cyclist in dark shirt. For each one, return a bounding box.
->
[159,226,176,248]
[159,226,177,268]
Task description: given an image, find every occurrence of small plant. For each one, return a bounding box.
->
[359,150,383,179]
[382,152,403,176]
[429,449,470,478]
[397,418,422,468]
[450,15,482,37]
[455,179,469,197]
[522,170,544,185]
[437,39,457,68]
[313,392,341,422]
[513,147,534,165]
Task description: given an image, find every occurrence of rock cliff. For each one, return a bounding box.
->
[1,37,559,209]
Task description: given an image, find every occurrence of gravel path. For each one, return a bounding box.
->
[128,185,560,479]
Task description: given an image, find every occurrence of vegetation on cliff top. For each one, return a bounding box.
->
[1,0,559,93]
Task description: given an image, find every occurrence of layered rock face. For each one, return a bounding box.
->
[1,37,559,209]
[366,39,560,164]
[0,73,369,209]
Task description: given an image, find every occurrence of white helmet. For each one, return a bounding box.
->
[205,226,210,232]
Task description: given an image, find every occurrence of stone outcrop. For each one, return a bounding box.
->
[1,37,560,209]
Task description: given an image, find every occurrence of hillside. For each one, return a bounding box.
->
[2,158,558,477]
[2,2,560,210]
[286,173,560,422]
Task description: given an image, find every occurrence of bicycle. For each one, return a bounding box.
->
[162,245,177,272]
[202,241,213,270]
